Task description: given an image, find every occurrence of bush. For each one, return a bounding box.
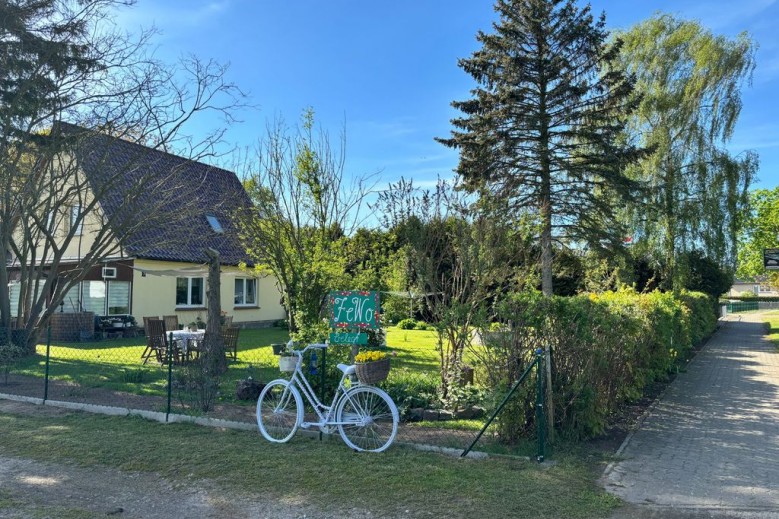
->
[397,318,418,330]
[482,288,714,441]
[383,369,439,418]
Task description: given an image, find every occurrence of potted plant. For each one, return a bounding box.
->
[187,321,198,332]
[354,350,391,384]
[278,351,298,372]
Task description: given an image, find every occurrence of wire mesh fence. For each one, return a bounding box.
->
[0,325,543,457]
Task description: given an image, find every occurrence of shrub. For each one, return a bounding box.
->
[482,288,714,441]
[383,369,439,418]
[397,318,418,330]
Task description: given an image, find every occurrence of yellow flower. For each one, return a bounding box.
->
[354,350,387,363]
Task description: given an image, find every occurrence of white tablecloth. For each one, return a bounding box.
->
[169,330,205,353]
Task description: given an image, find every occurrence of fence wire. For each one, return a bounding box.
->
[0,326,542,457]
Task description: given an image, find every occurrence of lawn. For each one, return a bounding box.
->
[10,326,443,402]
[762,310,779,346]
[0,403,621,519]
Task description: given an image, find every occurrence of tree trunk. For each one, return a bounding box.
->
[663,162,677,292]
[203,248,227,374]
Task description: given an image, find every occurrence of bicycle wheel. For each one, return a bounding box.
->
[257,379,302,443]
[336,386,398,452]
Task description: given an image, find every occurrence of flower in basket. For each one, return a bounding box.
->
[354,350,387,363]
[353,350,392,384]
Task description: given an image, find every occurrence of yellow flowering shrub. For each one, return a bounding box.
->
[354,350,387,363]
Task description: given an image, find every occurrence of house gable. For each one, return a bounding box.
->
[59,123,252,266]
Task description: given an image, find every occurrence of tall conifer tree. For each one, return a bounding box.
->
[438,0,643,296]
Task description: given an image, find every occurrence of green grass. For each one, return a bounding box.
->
[762,311,779,347]
[0,406,621,519]
[7,326,444,405]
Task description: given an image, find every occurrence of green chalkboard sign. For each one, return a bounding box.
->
[329,291,380,330]
[329,332,368,345]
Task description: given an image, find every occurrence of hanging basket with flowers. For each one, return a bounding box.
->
[354,350,390,384]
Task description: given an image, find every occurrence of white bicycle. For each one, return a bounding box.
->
[256,342,399,452]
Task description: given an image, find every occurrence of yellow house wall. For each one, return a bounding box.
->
[131,259,285,325]
[24,155,122,264]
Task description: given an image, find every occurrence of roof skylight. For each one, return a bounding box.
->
[206,214,224,234]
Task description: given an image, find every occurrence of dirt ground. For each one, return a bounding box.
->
[0,400,380,519]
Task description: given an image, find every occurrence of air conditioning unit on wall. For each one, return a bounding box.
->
[101,267,117,279]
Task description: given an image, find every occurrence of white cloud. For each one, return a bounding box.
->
[115,0,231,31]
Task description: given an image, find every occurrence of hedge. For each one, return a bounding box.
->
[484,289,717,440]
[720,295,779,302]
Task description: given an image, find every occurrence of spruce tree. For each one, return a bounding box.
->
[438,0,643,296]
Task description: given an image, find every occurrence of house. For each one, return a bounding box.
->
[727,279,779,297]
[6,123,284,338]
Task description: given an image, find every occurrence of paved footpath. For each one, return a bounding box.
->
[603,313,779,518]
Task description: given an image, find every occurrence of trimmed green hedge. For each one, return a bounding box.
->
[721,295,779,302]
[485,289,717,440]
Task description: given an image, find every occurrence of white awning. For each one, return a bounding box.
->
[131,265,260,278]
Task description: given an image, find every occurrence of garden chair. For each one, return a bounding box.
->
[144,319,180,364]
[163,315,179,332]
[222,326,240,360]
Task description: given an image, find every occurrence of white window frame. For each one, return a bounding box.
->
[70,205,83,235]
[176,277,205,307]
[234,278,257,306]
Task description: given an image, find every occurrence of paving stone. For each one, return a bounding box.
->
[603,314,779,517]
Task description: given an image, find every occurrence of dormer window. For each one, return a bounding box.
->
[206,214,224,234]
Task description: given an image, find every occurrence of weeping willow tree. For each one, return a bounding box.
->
[617,14,759,290]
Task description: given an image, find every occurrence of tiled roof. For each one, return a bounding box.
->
[59,123,252,266]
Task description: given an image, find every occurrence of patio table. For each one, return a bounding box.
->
[168,329,205,358]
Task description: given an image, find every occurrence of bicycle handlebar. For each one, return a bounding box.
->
[287,340,328,356]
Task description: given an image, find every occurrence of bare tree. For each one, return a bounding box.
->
[377,178,513,403]
[0,0,247,349]
[235,109,377,339]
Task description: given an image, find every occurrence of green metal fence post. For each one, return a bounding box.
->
[461,348,542,458]
[43,326,51,402]
[166,332,173,422]
[535,348,545,463]
[320,346,327,441]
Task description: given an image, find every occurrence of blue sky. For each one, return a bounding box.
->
[115,0,779,192]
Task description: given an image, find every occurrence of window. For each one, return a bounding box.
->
[80,280,130,315]
[8,281,47,317]
[62,283,82,312]
[234,278,257,306]
[107,282,130,314]
[70,205,83,235]
[8,282,20,317]
[206,214,224,233]
[176,277,204,306]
